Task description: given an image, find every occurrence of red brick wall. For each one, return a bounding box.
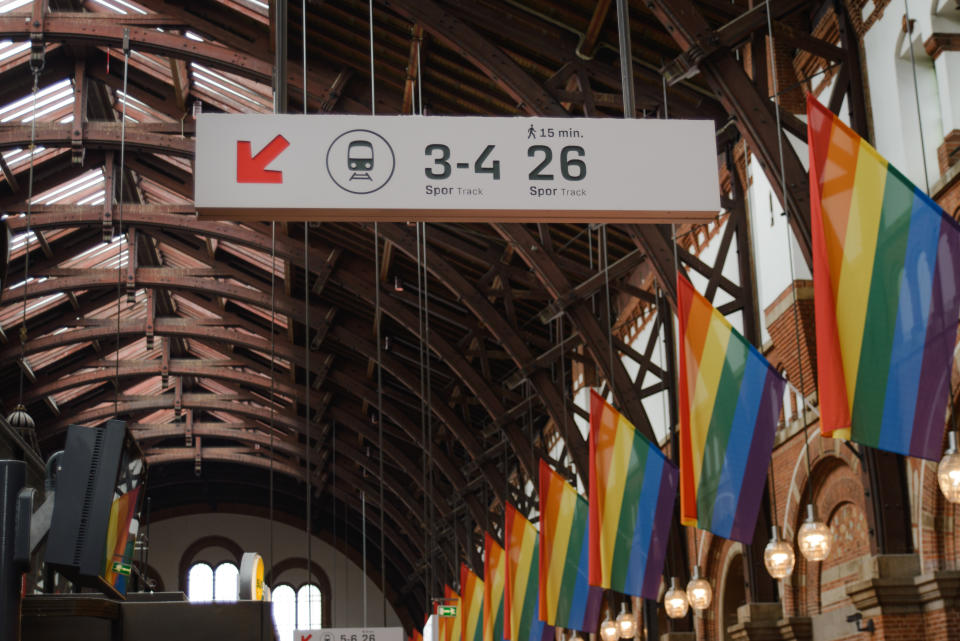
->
[764,281,817,400]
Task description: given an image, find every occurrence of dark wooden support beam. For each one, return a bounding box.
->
[646,0,813,266]
[71,59,86,165]
[0,122,194,158]
[835,0,869,137]
[45,394,303,436]
[772,19,843,61]
[579,0,612,59]
[372,223,575,483]
[379,0,569,116]
[495,223,656,448]
[401,25,423,115]
[102,152,114,242]
[0,151,18,193]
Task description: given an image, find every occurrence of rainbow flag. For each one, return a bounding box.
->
[538,460,602,631]
[483,534,506,641]
[677,274,786,542]
[504,503,553,641]
[440,585,461,641]
[588,390,677,598]
[461,563,484,641]
[808,95,960,460]
[102,486,141,594]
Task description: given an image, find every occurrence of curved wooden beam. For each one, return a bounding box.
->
[148,446,303,480]
[48,395,302,434]
[644,0,812,265]
[1,269,331,325]
[493,223,658,444]
[378,0,569,117]
[4,207,333,274]
[331,267,511,499]
[21,359,327,408]
[0,122,193,157]
[0,319,310,376]
[373,222,581,479]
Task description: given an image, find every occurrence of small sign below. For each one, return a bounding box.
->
[195,114,720,223]
[437,605,457,617]
[295,627,404,641]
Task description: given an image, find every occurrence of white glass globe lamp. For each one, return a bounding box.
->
[600,612,619,641]
[764,526,795,579]
[616,602,636,638]
[685,566,712,611]
[663,577,689,619]
[939,431,960,504]
[797,504,832,562]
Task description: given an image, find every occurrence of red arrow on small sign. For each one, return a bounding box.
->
[236,135,290,184]
[300,635,313,641]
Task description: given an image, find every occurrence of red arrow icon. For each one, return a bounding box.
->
[236,135,290,184]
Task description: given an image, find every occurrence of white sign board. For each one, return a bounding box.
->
[293,627,404,641]
[195,114,720,223]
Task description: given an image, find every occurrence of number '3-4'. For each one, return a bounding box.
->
[528,145,586,181]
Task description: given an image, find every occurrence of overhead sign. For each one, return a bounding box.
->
[437,605,457,617]
[294,627,404,641]
[195,114,720,223]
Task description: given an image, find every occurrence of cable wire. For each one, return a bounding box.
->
[115,29,130,417]
[368,0,376,115]
[302,0,313,613]
[17,64,42,416]
[374,223,387,624]
[903,0,931,194]
[305,224,312,626]
[765,0,813,521]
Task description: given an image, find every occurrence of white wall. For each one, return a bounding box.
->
[147,511,402,628]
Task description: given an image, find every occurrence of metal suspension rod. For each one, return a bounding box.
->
[115,29,130,418]
[615,0,635,118]
[305,223,312,625]
[374,222,386,624]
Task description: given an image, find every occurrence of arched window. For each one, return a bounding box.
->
[296,584,322,630]
[272,584,297,641]
[187,563,213,602]
[271,582,323,637]
[187,562,239,603]
[214,562,239,602]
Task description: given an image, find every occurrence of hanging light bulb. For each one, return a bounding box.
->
[600,611,619,641]
[616,601,636,638]
[764,526,795,579]
[797,504,832,561]
[663,577,689,619]
[939,431,960,503]
[685,566,712,611]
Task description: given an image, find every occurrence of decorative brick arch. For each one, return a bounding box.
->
[781,432,863,542]
[178,535,244,592]
[265,557,333,627]
[780,441,870,617]
[715,539,746,641]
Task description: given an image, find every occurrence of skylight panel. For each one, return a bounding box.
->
[0,0,33,15]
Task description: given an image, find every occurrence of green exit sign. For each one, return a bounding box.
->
[437,605,457,617]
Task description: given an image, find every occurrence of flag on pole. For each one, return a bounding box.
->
[538,460,602,631]
[484,535,506,641]
[677,273,786,542]
[461,563,484,641]
[808,95,960,459]
[588,390,677,599]
[504,503,553,641]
